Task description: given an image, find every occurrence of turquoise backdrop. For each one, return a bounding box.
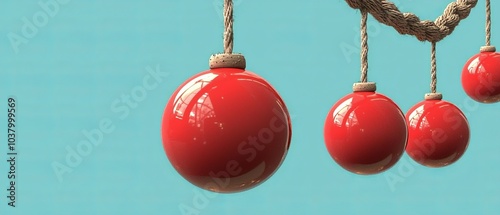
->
[1,0,499,214]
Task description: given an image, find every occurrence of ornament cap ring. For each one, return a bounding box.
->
[480,46,496,52]
[209,53,246,69]
[353,82,376,92]
[425,93,443,100]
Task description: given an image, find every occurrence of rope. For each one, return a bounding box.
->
[430,42,437,93]
[344,0,478,42]
[223,0,234,53]
[486,0,491,46]
[360,10,368,83]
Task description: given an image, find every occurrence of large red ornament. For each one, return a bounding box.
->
[462,48,500,103]
[324,83,407,175]
[405,94,470,167]
[161,58,291,193]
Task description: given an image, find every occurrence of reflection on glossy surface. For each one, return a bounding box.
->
[462,51,500,103]
[406,99,470,167]
[324,92,407,175]
[161,68,291,193]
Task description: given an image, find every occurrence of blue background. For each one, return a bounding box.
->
[1,0,499,214]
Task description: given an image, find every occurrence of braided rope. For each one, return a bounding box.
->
[360,10,369,83]
[223,0,234,53]
[430,42,437,93]
[345,0,478,42]
[485,0,491,46]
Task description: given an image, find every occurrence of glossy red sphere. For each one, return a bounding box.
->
[462,51,500,103]
[161,68,291,193]
[324,92,407,175]
[406,99,470,167]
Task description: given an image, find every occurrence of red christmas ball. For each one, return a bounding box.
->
[324,85,407,175]
[462,50,500,103]
[161,67,291,193]
[406,96,470,167]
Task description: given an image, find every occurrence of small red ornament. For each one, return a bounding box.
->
[461,46,500,103]
[405,93,470,167]
[161,54,291,193]
[324,83,407,175]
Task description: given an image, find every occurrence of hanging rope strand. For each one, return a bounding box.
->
[223,0,234,54]
[360,9,368,83]
[430,42,437,93]
[486,0,491,46]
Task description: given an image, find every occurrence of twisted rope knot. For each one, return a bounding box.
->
[344,0,478,42]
